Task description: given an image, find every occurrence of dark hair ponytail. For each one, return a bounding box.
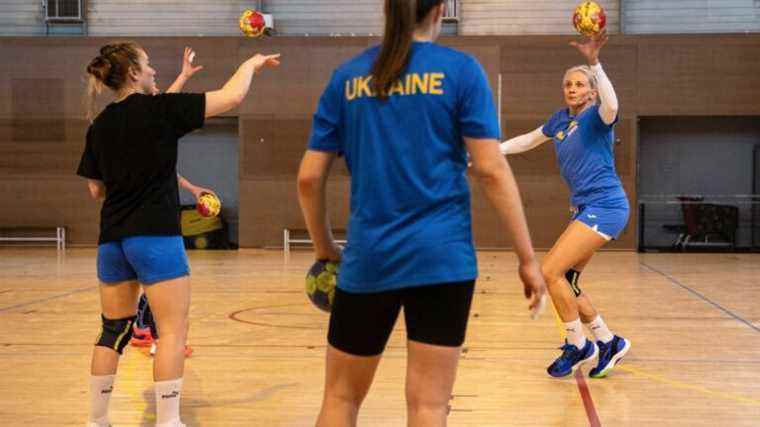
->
[371,0,443,99]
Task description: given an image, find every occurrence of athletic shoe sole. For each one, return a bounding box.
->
[549,342,599,378]
[590,339,631,379]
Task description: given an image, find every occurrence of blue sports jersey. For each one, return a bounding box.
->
[308,41,500,293]
[542,104,627,207]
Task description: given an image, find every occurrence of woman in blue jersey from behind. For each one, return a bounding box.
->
[499,31,631,379]
[298,1,546,425]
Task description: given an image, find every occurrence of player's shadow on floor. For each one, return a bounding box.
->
[139,371,299,426]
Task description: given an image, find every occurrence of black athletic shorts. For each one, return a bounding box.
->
[327,280,476,357]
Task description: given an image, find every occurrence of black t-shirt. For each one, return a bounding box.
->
[77,93,206,244]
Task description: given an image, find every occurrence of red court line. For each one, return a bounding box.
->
[575,368,602,427]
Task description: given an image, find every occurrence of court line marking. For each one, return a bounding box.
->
[575,369,602,427]
[229,304,323,330]
[641,262,759,333]
[0,286,96,313]
[615,364,760,406]
[549,302,602,426]
[550,262,760,408]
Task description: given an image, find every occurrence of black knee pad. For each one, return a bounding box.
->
[96,314,137,354]
[565,269,582,297]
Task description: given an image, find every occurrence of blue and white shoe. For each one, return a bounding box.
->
[547,339,598,378]
[589,335,631,378]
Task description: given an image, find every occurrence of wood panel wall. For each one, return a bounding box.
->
[1,35,758,249]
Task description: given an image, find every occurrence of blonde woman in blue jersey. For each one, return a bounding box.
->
[298,1,546,425]
[500,31,631,378]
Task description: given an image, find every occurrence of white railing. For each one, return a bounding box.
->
[283,228,346,255]
[0,227,66,251]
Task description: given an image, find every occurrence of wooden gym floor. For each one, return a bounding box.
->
[0,248,758,426]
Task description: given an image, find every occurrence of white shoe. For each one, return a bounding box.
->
[150,342,157,356]
[156,421,185,427]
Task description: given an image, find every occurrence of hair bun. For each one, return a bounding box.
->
[99,44,120,57]
[87,55,112,83]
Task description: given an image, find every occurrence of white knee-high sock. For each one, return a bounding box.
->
[155,378,184,426]
[89,374,115,425]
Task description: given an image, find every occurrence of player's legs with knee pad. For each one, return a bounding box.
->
[567,271,613,344]
[90,315,136,426]
[131,294,155,347]
[568,270,632,378]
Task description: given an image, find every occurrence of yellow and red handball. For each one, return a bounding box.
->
[572,1,606,37]
[239,9,266,38]
[197,192,221,218]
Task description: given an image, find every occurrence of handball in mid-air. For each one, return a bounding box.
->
[572,1,606,37]
[240,9,267,38]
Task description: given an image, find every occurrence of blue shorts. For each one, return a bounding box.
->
[572,203,630,240]
[97,236,190,285]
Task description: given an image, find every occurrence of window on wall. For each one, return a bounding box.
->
[45,0,84,21]
[443,0,459,22]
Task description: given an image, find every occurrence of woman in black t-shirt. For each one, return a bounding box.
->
[78,41,279,427]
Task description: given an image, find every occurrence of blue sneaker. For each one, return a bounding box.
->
[547,339,598,378]
[589,335,631,378]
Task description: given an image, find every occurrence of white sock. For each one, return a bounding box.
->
[585,315,614,344]
[564,318,587,348]
[89,374,115,425]
[155,378,183,426]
